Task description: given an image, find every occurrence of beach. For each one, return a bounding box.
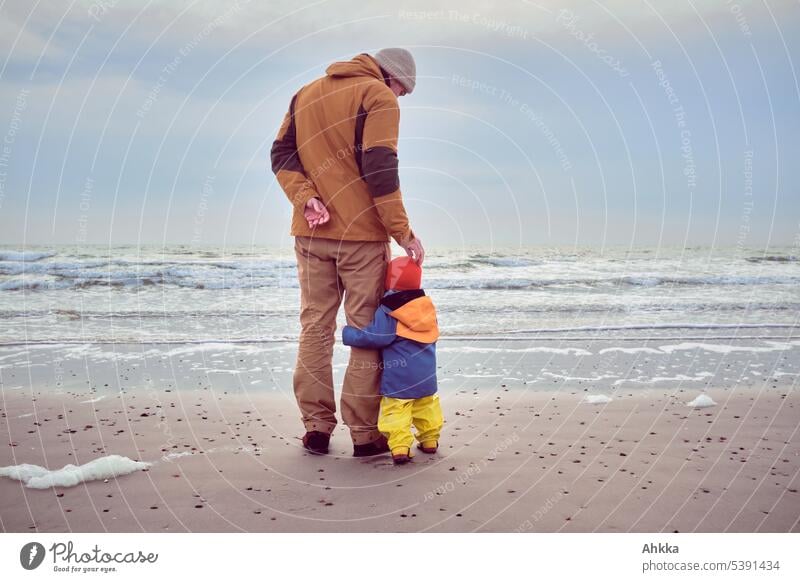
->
[1,339,798,533]
[1,246,798,532]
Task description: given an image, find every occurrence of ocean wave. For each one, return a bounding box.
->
[2,301,795,320]
[472,256,541,267]
[0,250,56,262]
[745,255,798,263]
[2,332,798,347]
[424,274,800,290]
[491,322,799,335]
[442,302,800,315]
[420,260,477,270]
[3,271,800,291]
[41,309,295,319]
[0,278,73,291]
[1,248,799,292]
[0,258,294,276]
[0,276,157,291]
[384,254,545,270]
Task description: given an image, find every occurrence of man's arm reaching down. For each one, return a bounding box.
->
[360,84,417,249]
[342,307,397,349]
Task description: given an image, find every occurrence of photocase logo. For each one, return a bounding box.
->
[20,542,46,570]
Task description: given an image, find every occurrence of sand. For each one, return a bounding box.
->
[1,348,798,532]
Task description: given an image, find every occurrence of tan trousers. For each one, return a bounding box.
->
[293,236,390,445]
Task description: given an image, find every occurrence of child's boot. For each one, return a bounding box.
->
[417,440,438,454]
[391,446,413,464]
[379,397,415,465]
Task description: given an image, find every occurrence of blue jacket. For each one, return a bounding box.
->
[342,289,439,399]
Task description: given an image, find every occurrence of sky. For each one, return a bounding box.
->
[0,0,798,249]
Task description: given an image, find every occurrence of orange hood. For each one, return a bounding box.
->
[325,53,384,83]
[390,296,439,344]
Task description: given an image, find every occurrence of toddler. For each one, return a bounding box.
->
[342,257,443,464]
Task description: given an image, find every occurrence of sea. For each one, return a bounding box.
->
[0,245,797,345]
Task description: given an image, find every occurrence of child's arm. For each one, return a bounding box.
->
[342,307,397,349]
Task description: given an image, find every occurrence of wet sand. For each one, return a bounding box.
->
[1,359,798,532]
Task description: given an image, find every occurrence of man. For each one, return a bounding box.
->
[271,48,424,457]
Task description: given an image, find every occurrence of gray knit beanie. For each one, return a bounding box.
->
[373,48,416,94]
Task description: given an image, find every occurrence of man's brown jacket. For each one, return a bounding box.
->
[271,53,413,245]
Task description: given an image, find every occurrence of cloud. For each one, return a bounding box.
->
[0,6,65,65]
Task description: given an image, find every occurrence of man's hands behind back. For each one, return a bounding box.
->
[304,197,330,229]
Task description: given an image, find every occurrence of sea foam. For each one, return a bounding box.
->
[686,394,717,408]
[585,394,613,404]
[0,455,151,489]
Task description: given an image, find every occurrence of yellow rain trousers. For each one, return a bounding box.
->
[378,394,443,452]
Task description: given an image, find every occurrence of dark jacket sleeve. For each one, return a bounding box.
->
[360,83,414,246]
[270,93,319,210]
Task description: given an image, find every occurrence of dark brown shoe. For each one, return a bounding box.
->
[302,431,330,454]
[353,435,389,457]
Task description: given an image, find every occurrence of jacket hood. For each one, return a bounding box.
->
[389,296,439,344]
[325,53,385,83]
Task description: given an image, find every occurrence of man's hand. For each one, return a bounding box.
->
[304,197,330,229]
[401,236,425,265]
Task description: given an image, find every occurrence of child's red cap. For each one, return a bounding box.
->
[385,257,422,291]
